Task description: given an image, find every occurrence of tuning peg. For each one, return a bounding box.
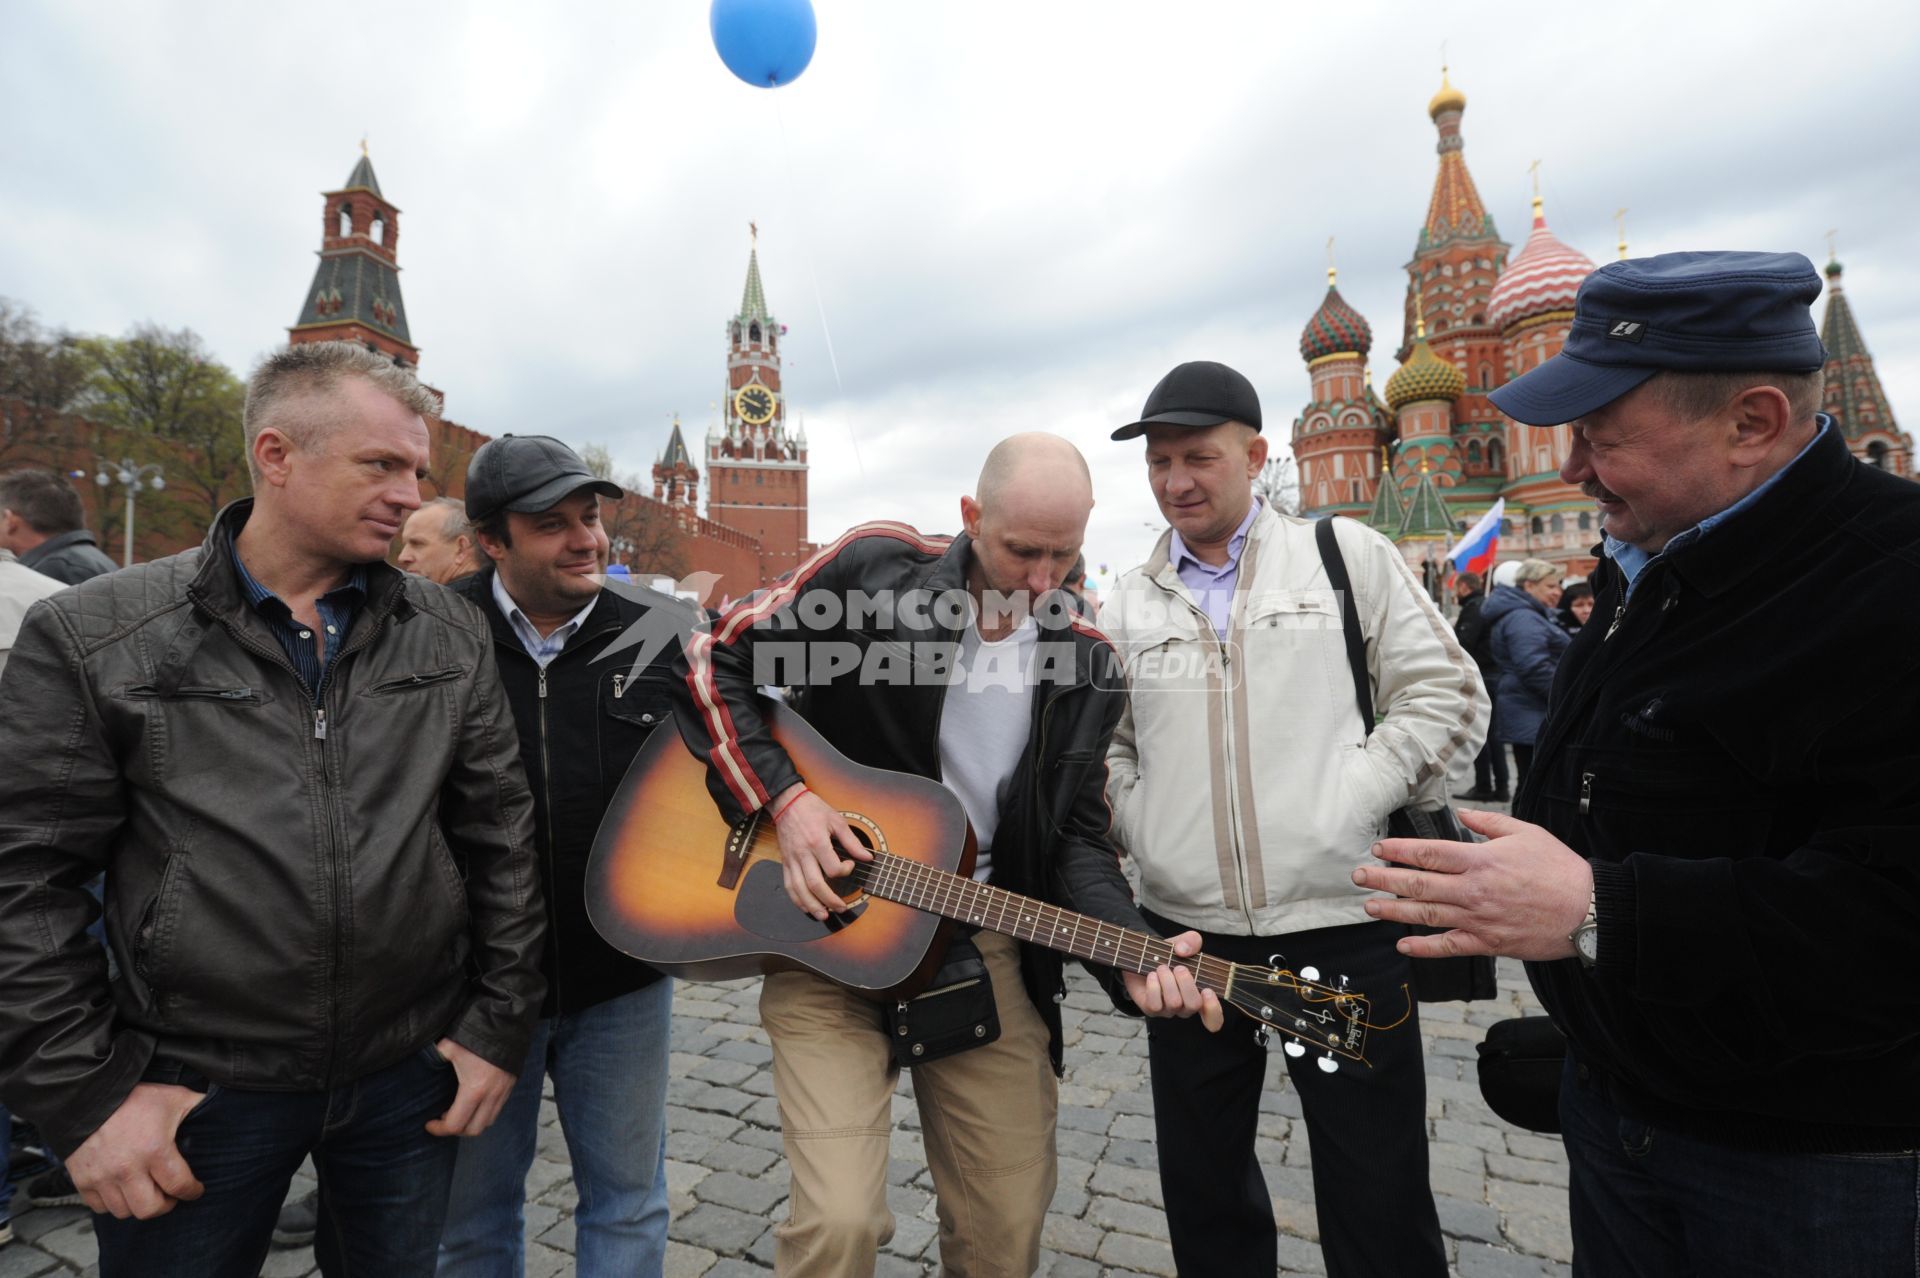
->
[1283,1040,1305,1058]
[1317,1053,1339,1074]
[1300,965,1320,982]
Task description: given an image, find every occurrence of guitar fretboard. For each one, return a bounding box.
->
[851,851,1230,993]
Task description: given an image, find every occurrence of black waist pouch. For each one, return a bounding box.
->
[885,934,1001,1068]
[1475,1015,1567,1133]
[1387,806,1499,1003]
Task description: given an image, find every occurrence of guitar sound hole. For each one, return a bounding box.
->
[734,861,867,942]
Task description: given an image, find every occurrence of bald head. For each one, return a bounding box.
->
[961,432,1095,609]
[975,432,1093,515]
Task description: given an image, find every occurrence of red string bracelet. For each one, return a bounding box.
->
[769,785,811,823]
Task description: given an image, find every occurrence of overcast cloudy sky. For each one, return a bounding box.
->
[4,1,1916,578]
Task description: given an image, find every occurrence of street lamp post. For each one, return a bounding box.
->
[95,459,166,568]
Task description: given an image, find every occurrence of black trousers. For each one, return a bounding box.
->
[1141,914,1447,1278]
[1511,742,1535,793]
[1474,692,1510,795]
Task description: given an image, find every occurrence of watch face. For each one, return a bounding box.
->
[1574,924,1599,964]
[734,385,776,426]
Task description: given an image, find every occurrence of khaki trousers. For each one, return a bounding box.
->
[758,930,1058,1277]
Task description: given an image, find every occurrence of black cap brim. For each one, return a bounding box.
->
[1488,354,1658,427]
[1110,410,1252,442]
[501,474,625,515]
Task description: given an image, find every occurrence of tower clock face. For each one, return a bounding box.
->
[734,385,776,426]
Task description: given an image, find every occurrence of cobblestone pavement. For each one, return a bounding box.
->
[2,960,1571,1278]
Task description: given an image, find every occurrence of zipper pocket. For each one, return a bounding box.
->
[366,666,465,695]
[899,976,985,1011]
[121,684,260,703]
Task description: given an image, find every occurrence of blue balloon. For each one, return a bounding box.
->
[710,0,816,89]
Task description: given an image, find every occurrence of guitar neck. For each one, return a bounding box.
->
[852,851,1226,994]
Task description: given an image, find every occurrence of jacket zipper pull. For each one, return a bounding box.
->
[314,708,328,740]
[612,673,626,699]
[1579,771,1593,815]
[1604,600,1627,640]
[538,668,549,700]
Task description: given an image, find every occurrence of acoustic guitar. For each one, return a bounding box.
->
[587,701,1384,1068]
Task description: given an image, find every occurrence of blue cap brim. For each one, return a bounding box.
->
[1488,355,1658,426]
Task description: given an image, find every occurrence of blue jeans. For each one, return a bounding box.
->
[1561,1054,1920,1276]
[93,1047,459,1278]
[438,980,673,1278]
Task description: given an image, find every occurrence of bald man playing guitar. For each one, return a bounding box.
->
[670,433,1220,1277]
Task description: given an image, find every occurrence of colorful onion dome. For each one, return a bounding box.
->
[1300,275,1373,363]
[1385,335,1466,410]
[1487,198,1595,332]
[1428,69,1466,119]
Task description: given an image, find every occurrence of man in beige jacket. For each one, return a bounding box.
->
[1101,361,1487,1277]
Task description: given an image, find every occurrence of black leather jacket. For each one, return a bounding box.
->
[18,528,118,586]
[453,568,682,1018]
[0,501,546,1155]
[671,523,1148,1072]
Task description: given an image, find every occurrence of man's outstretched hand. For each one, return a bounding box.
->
[1352,808,1593,962]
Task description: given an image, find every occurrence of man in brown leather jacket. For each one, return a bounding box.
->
[0,342,545,1278]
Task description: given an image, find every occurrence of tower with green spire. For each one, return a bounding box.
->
[707,228,810,579]
[1820,257,1913,479]
[289,147,420,370]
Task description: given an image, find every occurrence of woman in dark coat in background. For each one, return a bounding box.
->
[1558,580,1594,634]
[1482,559,1570,791]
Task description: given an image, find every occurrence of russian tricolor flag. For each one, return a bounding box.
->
[1447,498,1504,578]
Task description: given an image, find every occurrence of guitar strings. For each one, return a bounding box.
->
[739,830,1367,1013]
[739,828,1392,1056]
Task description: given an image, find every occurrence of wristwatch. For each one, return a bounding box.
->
[1571,886,1599,968]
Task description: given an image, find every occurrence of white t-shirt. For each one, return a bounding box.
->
[938,617,1039,882]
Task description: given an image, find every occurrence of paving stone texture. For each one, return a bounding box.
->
[3,961,1572,1277]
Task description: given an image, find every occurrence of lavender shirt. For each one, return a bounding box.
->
[1168,499,1262,637]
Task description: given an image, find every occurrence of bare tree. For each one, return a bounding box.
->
[1254,449,1302,516]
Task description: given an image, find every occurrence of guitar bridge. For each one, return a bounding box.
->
[717,813,760,890]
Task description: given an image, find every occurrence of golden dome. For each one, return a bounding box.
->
[1428,70,1466,119]
[1385,336,1466,410]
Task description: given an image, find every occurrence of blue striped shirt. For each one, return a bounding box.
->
[229,530,367,700]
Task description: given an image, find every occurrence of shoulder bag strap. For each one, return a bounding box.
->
[1314,516,1374,733]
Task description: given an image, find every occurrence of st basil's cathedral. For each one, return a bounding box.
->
[1293,73,1915,574]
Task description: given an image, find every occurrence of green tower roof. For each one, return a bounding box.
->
[740,247,769,322]
[1819,259,1900,442]
[1367,457,1407,533]
[1398,464,1456,541]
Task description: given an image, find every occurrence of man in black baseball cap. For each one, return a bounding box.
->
[441,435,683,1273]
[1110,359,1263,440]
[1357,249,1920,1274]
[463,433,624,524]
[1101,358,1479,1276]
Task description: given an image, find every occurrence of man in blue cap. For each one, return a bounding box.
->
[1353,252,1920,1272]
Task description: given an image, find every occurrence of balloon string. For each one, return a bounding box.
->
[768,90,864,478]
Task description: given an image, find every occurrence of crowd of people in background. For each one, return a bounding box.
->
[1450,558,1587,803]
